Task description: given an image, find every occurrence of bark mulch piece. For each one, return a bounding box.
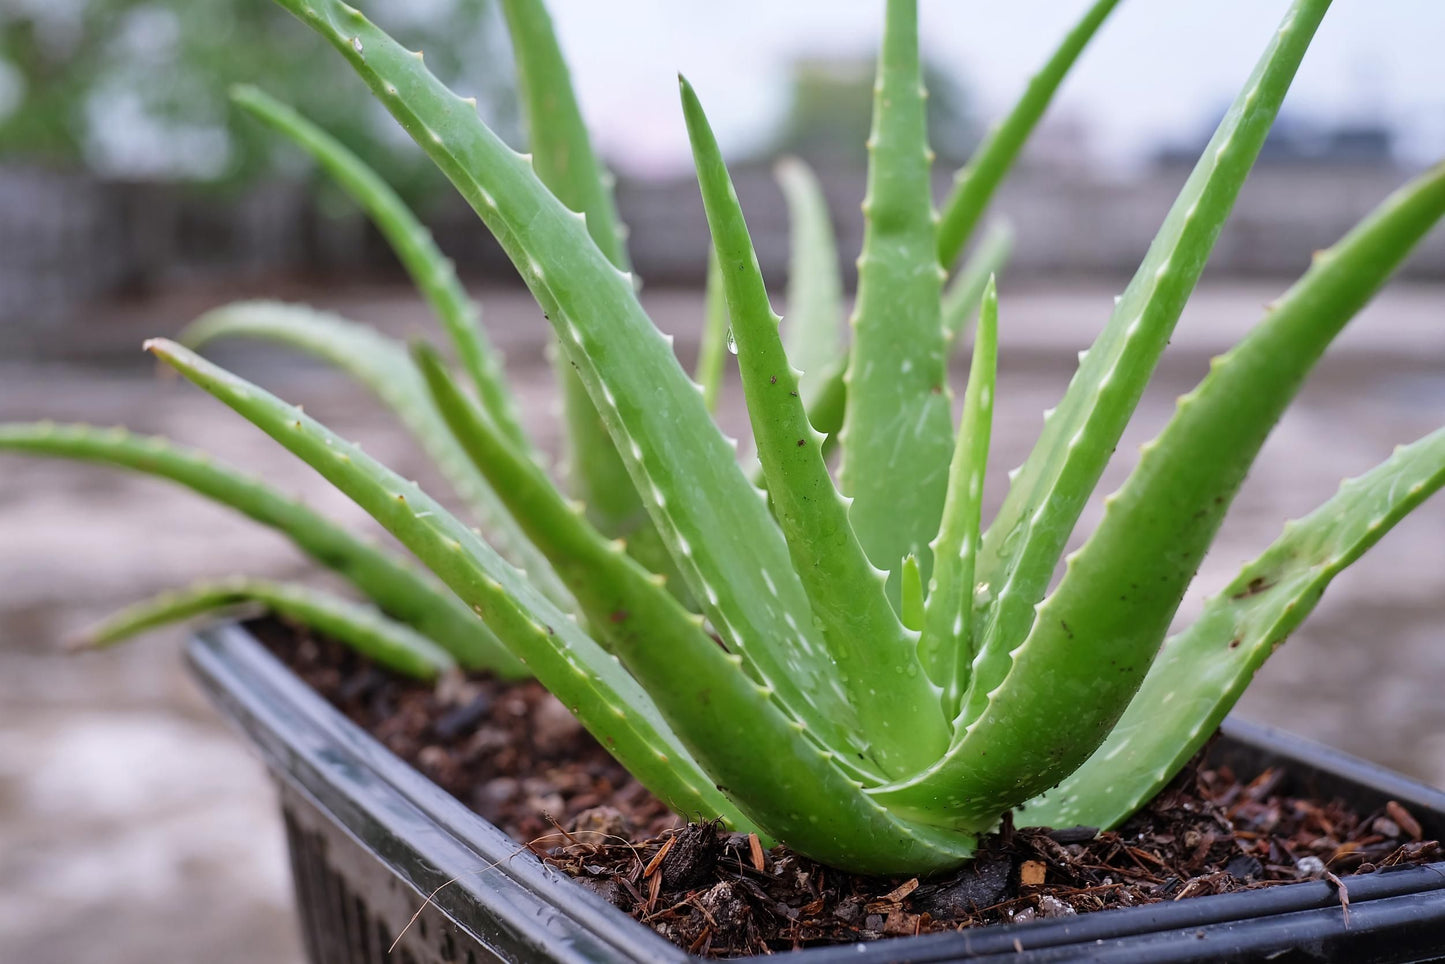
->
[257,618,1440,958]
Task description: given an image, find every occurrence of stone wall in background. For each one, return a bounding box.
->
[4,160,1443,332]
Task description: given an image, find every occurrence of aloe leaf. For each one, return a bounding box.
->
[920,278,998,710]
[497,0,630,270]
[899,556,925,632]
[936,0,1120,269]
[85,577,454,680]
[1024,426,1445,830]
[959,158,1445,813]
[775,156,843,402]
[787,217,1010,473]
[807,357,849,462]
[943,220,1014,352]
[695,245,730,414]
[749,351,848,492]
[682,77,948,778]
[145,337,752,830]
[496,0,703,608]
[0,421,518,674]
[874,0,1334,828]
[229,84,531,453]
[962,0,1332,735]
[411,345,979,865]
[841,0,954,594]
[498,0,652,557]
[415,342,694,636]
[269,0,868,764]
[180,300,570,607]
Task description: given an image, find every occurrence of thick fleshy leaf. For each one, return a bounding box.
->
[943,220,1014,352]
[790,218,1011,468]
[146,337,751,830]
[957,158,1445,812]
[775,156,844,403]
[499,0,650,554]
[806,355,848,452]
[875,0,1334,828]
[0,421,518,674]
[936,0,1121,269]
[841,0,953,596]
[961,0,1332,736]
[230,84,531,452]
[695,245,730,414]
[416,343,709,645]
[181,300,570,606]
[682,76,946,778]
[84,577,454,680]
[1023,426,1445,829]
[268,0,868,763]
[414,344,979,867]
[920,278,998,711]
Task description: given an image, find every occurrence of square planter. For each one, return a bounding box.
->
[188,622,1445,963]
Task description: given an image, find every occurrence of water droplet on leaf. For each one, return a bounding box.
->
[725,328,739,355]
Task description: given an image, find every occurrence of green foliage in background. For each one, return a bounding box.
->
[0,0,512,197]
[774,55,977,165]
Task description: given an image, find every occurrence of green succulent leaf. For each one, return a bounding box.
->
[695,244,731,414]
[416,342,699,643]
[230,84,531,453]
[85,577,455,680]
[841,0,954,596]
[1024,425,1445,830]
[180,300,570,607]
[969,158,1445,812]
[269,0,871,766]
[145,337,751,830]
[498,0,630,270]
[937,0,1121,269]
[876,0,1333,829]
[752,352,848,492]
[682,76,947,778]
[413,343,980,865]
[806,356,849,452]
[0,421,518,674]
[899,555,925,633]
[943,220,1014,353]
[790,216,1010,473]
[775,156,844,403]
[499,0,654,558]
[962,0,1332,739]
[920,277,998,711]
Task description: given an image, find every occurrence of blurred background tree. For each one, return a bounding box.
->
[0,0,515,200]
[771,55,978,167]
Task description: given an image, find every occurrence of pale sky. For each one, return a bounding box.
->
[540,0,1445,174]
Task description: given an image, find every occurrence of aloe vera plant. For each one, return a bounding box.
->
[8,0,1445,876]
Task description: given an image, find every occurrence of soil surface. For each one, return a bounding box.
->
[260,617,1441,957]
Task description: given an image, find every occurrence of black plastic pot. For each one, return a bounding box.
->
[188,622,1445,963]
